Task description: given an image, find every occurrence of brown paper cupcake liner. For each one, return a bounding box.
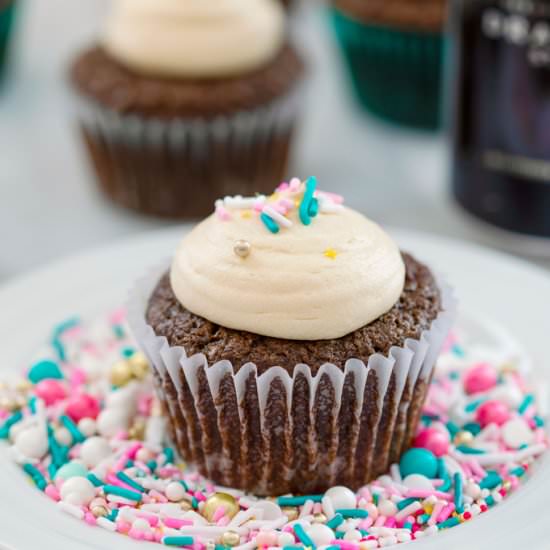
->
[73,85,303,219]
[127,265,457,495]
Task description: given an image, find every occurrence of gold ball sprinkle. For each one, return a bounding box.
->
[15,380,32,393]
[91,505,109,518]
[109,360,133,387]
[220,531,241,547]
[0,397,17,412]
[454,430,474,446]
[233,240,251,259]
[203,493,239,522]
[281,507,299,521]
[128,352,150,380]
[312,512,327,524]
[128,418,146,441]
[180,500,192,512]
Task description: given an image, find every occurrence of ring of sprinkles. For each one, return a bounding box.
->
[0,311,547,548]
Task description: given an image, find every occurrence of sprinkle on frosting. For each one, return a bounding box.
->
[324,248,339,260]
[1,312,547,548]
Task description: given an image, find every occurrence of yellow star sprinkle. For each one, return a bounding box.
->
[324,248,338,260]
[241,210,252,219]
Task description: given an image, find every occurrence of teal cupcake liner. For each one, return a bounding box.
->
[331,8,443,130]
[0,2,15,78]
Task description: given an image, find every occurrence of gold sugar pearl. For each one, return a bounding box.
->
[128,418,146,441]
[0,397,17,412]
[312,512,327,523]
[203,493,239,522]
[15,379,33,393]
[220,531,240,547]
[281,506,299,521]
[109,360,133,387]
[180,500,192,512]
[454,430,474,446]
[233,240,251,259]
[128,352,150,380]
[91,505,109,518]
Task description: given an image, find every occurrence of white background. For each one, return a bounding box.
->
[0,0,548,282]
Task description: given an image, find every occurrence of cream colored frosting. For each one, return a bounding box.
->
[103,0,286,78]
[170,191,406,341]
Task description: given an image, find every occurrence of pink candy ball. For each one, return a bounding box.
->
[256,531,278,547]
[476,400,509,427]
[413,428,450,457]
[34,379,67,405]
[463,362,498,395]
[65,393,100,422]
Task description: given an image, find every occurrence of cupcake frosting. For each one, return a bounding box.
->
[103,0,286,78]
[170,178,406,341]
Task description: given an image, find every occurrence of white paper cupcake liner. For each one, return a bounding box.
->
[72,84,303,218]
[127,263,457,495]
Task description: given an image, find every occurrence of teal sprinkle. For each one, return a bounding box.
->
[299,176,317,226]
[122,346,135,358]
[449,371,460,380]
[282,547,304,550]
[53,317,80,337]
[519,443,528,450]
[28,396,37,414]
[103,484,142,502]
[485,495,495,507]
[191,497,198,509]
[293,524,316,549]
[373,493,379,506]
[48,463,58,480]
[87,473,104,487]
[417,513,430,524]
[463,422,481,435]
[277,495,323,506]
[179,479,189,492]
[335,531,345,539]
[215,546,228,550]
[403,521,413,530]
[126,459,134,468]
[0,410,23,439]
[421,415,434,426]
[479,471,502,490]
[456,445,485,454]
[116,471,145,493]
[465,398,486,413]
[163,536,195,547]
[51,339,66,363]
[453,473,463,513]
[108,509,119,522]
[519,394,534,415]
[60,415,85,444]
[147,460,157,471]
[308,197,319,218]
[23,463,47,491]
[445,421,459,437]
[260,212,280,234]
[397,497,418,510]
[438,516,460,529]
[359,530,369,537]
[335,508,368,519]
[511,467,525,477]
[438,458,452,492]
[451,344,465,357]
[326,546,341,550]
[113,325,125,340]
[326,513,344,529]
[28,359,64,384]
[534,415,545,428]
[164,447,174,464]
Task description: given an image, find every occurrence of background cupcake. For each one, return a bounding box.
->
[128,178,456,495]
[0,0,15,79]
[330,0,446,130]
[70,0,305,218]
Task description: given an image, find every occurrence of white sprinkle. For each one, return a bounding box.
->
[228,508,261,527]
[97,517,117,532]
[245,517,288,530]
[536,384,549,418]
[299,499,314,518]
[321,495,335,519]
[224,196,264,209]
[57,501,85,519]
[233,541,258,550]
[395,501,422,521]
[390,464,402,483]
[379,535,398,547]
[262,206,292,228]
[106,495,137,505]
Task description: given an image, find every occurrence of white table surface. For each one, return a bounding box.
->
[0,0,548,283]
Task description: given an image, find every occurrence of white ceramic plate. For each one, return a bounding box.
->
[0,227,549,550]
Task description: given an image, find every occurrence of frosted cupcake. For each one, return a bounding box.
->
[70,0,305,218]
[128,177,456,495]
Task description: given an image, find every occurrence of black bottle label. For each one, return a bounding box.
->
[451,0,550,237]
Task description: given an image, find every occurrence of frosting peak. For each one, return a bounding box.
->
[170,179,406,341]
[103,0,286,78]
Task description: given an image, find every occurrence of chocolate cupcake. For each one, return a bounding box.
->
[70,0,305,218]
[128,177,456,495]
[330,0,446,130]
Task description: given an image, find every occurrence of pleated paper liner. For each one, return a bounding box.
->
[330,7,443,131]
[127,265,457,495]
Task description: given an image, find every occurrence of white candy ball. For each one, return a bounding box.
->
[165,482,186,502]
[97,408,129,438]
[491,384,523,408]
[78,418,97,437]
[403,474,434,491]
[465,482,481,499]
[324,486,356,510]
[132,518,150,532]
[252,500,283,520]
[305,524,335,546]
[135,448,153,463]
[378,499,397,517]
[61,477,95,506]
[344,529,362,542]
[278,532,295,547]
[79,436,111,468]
[55,427,73,446]
[15,427,48,459]
[502,418,534,448]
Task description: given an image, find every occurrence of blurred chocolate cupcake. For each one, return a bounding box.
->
[128,177,456,495]
[0,0,15,79]
[331,0,446,130]
[70,0,305,218]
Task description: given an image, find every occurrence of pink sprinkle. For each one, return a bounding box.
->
[106,474,135,493]
[317,190,344,204]
[374,515,386,527]
[194,491,207,502]
[428,501,445,526]
[289,178,301,192]
[70,368,87,388]
[469,460,487,478]
[330,541,357,550]
[114,455,129,472]
[126,442,143,460]
[193,543,205,550]
[45,484,60,501]
[276,182,289,192]
[384,517,396,528]
[137,512,159,527]
[164,517,192,529]
[358,487,372,502]
[313,502,322,514]
[436,503,455,523]
[406,490,452,500]
[358,518,374,530]
[216,206,231,221]
[128,528,145,540]
[144,531,155,542]
[213,506,229,523]
[149,490,168,503]
[138,395,152,416]
[109,308,127,325]
[84,513,97,526]
[116,520,131,534]
[217,516,230,527]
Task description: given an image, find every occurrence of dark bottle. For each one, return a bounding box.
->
[449,0,550,243]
